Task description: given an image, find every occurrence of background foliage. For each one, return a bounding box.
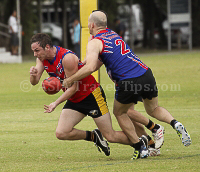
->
[0,0,200,53]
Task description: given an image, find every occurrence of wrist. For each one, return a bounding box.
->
[54,101,59,107]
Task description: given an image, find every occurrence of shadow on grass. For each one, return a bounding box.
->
[52,153,200,172]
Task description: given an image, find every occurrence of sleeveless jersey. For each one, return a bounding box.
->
[93,28,148,83]
[42,46,99,103]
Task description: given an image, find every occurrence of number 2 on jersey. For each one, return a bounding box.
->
[115,39,130,55]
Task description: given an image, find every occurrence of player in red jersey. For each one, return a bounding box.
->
[30,33,158,158]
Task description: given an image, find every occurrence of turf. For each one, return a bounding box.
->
[0,51,200,172]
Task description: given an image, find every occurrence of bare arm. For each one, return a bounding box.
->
[44,54,79,113]
[82,35,95,65]
[30,58,44,85]
[63,38,103,88]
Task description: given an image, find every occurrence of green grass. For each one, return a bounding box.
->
[0,51,200,172]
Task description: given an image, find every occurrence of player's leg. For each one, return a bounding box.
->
[113,100,139,144]
[89,86,148,158]
[143,97,173,123]
[94,109,160,156]
[127,104,164,149]
[93,112,132,145]
[127,103,161,155]
[143,97,191,146]
[128,105,162,132]
[56,107,110,156]
[62,87,111,156]
[114,79,149,159]
[131,120,153,146]
[132,120,161,156]
[113,100,148,159]
[56,109,86,140]
[94,112,149,159]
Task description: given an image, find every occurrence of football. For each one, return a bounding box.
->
[42,77,62,95]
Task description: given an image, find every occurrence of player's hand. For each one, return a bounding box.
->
[30,66,38,76]
[63,78,73,88]
[44,102,57,113]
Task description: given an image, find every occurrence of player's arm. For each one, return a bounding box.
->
[82,35,95,64]
[55,53,79,104]
[63,38,103,88]
[44,54,79,113]
[30,58,44,85]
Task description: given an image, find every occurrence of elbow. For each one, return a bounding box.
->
[30,82,37,86]
[30,80,39,86]
[88,65,97,74]
[30,76,40,86]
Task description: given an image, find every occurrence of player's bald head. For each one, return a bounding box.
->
[89,10,107,28]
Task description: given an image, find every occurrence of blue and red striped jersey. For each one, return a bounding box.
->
[93,28,148,83]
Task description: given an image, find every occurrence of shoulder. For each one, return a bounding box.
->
[89,38,103,46]
[88,38,104,53]
[62,53,79,69]
[62,53,79,76]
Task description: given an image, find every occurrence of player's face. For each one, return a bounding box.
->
[31,42,46,61]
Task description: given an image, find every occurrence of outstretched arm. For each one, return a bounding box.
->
[63,38,103,88]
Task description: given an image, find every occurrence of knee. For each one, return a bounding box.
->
[104,134,115,143]
[146,106,158,116]
[127,109,134,117]
[103,132,117,143]
[56,130,68,140]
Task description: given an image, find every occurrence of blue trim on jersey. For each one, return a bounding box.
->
[47,46,59,64]
[62,52,69,59]
[49,73,58,77]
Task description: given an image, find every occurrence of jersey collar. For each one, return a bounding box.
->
[96,28,110,35]
[48,46,58,64]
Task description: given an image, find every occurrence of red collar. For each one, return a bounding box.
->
[96,28,108,35]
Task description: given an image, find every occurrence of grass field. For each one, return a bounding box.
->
[0,50,200,172]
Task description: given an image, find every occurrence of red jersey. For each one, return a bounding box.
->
[42,46,99,103]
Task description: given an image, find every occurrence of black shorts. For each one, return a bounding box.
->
[10,33,19,46]
[115,68,158,104]
[63,86,109,118]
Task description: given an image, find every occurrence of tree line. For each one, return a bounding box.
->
[0,0,200,55]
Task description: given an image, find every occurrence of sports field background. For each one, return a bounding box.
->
[0,50,200,171]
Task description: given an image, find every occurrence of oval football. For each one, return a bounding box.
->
[42,77,62,95]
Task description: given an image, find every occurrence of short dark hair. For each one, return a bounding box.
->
[30,33,53,49]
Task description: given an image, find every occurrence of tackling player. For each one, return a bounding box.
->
[64,10,191,158]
